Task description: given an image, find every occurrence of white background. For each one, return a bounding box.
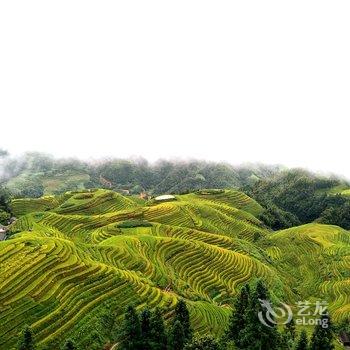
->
[0,1,349,177]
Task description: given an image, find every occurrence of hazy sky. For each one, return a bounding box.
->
[1,1,349,177]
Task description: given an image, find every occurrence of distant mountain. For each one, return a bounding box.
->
[1,153,350,230]
[0,152,283,197]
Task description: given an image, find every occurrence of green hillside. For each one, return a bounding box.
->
[0,152,283,198]
[1,189,349,348]
[342,189,350,196]
[266,224,350,316]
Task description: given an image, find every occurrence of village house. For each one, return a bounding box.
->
[154,194,176,202]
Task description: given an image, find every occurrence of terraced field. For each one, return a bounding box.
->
[2,189,350,349]
[265,224,350,320]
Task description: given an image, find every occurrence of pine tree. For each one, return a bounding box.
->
[295,330,308,350]
[225,284,250,346]
[140,308,152,349]
[120,305,142,350]
[240,280,281,350]
[150,307,167,350]
[255,279,268,300]
[310,314,334,350]
[169,320,186,350]
[100,310,118,340]
[174,300,193,342]
[63,339,76,350]
[285,318,296,341]
[18,325,36,350]
[184,335,219,350]
[281,318,296,349]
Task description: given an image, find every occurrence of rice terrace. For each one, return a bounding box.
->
[1,165,350,349]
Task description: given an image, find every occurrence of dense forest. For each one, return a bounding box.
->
[245,170,350,230]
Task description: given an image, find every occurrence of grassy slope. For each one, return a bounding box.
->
[1,189,348,348]
[323,184,350,196]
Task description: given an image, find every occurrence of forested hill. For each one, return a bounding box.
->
[0,151,282,197]
[0,151,349,230]
[245,169,350,230]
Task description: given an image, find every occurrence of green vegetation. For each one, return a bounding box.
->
[245,169,350,230]
[341,189,350,196]
[310,314,334,350]
[234,280,280,350]
[173,299,193,342]
[18,326,36,350]
[120,305,142,350]
[119,300,192,350]
[319,202,350,229]
[0,152,282,196]
[224,284,250,347]
[184,335,219,350]
[63,339,76,350]
[116,219,153,228]
[3,153,349,230]
[14,293,337,350]
[0,185,11,225]
[295,330,308,350]
[149,308,168,350]
[169,321,186,350]
[0,187,346,349]
[1,189,270,349]
[1,153,350,349]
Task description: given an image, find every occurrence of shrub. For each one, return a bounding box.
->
[74,193,94,200]
[117,220,152,228]
[196,189,225,195]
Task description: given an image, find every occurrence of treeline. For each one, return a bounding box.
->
[224,281,334,350]
[0,151,281,197]
[17,300,208,350]
[2,151,350,230]
[119,300,193,350]
[0,185,11,225]
[17,282,336,350]
[245,169,350,230]
[112,282,336,350]
[0,150,14,224]
[18,326,76,350]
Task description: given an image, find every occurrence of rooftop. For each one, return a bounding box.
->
[154,195,176,201]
